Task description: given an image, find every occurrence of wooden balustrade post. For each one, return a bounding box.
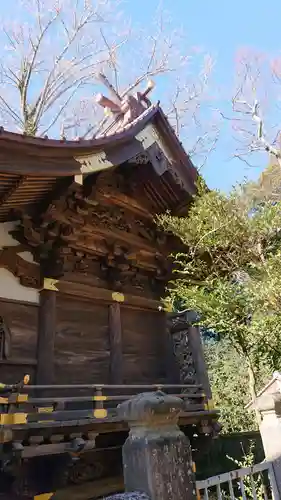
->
[117,391,197,500]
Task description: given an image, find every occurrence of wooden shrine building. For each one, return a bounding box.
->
[0,86,219,498]
[0,87,197,388]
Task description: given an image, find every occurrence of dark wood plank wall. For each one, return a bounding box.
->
[55,295,169,385]
[121,307,168,384]
[0,298,38,384]
[55,295,110,384]
[0,295,171,387]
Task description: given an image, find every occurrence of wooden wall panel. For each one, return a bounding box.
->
[0,363,36,385]
[121,308,168,384]
[0,299,38,383]
[55,296,110,384]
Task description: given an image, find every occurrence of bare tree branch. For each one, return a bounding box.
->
[231,49,281,168]
[0,0,217,169]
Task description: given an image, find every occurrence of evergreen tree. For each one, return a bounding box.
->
[159,180,281,426]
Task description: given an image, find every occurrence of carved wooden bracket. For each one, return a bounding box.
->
[6,169,174,293]
[0,245,41,289]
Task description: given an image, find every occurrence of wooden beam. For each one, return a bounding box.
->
[36,287,57,385]
[57,280,161,312]
[22,439,96,458]
[72,222,159,255]
[108,303,123,384]
[94,189,153,219]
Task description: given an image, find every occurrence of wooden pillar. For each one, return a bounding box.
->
[108,302,123,384]
[163,313,181,384]
[36,283,57,385]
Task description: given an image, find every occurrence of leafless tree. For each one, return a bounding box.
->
[166,53,220,169]
[0,0,218,166]
[0,0,126,136]
[230,49,281,168]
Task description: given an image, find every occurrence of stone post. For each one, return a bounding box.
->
[257,392,281,497]
[117,391,196,500]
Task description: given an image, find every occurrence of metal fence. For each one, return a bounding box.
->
[196,461,279,500]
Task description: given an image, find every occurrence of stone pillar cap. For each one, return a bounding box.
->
[117,391,184,423]
[256,391,281,415]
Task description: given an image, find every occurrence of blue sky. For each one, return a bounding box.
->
[1,0,280,191]
[124,0,281,191]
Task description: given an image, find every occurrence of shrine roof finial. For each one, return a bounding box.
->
[95,74,156,137]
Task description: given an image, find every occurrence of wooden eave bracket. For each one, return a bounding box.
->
[75,124,168,177]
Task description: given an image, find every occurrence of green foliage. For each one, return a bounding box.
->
[227,442,264,500]
[159,184,281,285]
[158,181,281,428]
[242,162,281,205]
[204,441,265,500]
[205,339,270,433]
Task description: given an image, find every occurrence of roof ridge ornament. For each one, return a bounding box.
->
[95,74,155,136]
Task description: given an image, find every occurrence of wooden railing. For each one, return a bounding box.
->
[0,383,210,427]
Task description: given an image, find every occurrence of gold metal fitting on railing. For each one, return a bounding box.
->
[0,374,30,428]
[34,494,54,499]
[93,387,108,419]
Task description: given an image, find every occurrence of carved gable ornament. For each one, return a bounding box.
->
[0,245,41,289]
[76,124,171,182]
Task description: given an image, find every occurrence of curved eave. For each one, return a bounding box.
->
[0,106,159,156]
[0,105,197,221]
[0,105,197,192]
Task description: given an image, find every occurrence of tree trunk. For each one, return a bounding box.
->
[247,360,261,425]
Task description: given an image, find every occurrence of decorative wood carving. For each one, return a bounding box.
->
[9,169,173,292]
[0,245,41,288]
[66,449,122,485]
[128,152,149,165]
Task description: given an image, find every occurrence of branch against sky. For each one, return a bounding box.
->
[166,53,220,170]
[0,0,125,136]
[230,48,281,168]
[0,0,218,167]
